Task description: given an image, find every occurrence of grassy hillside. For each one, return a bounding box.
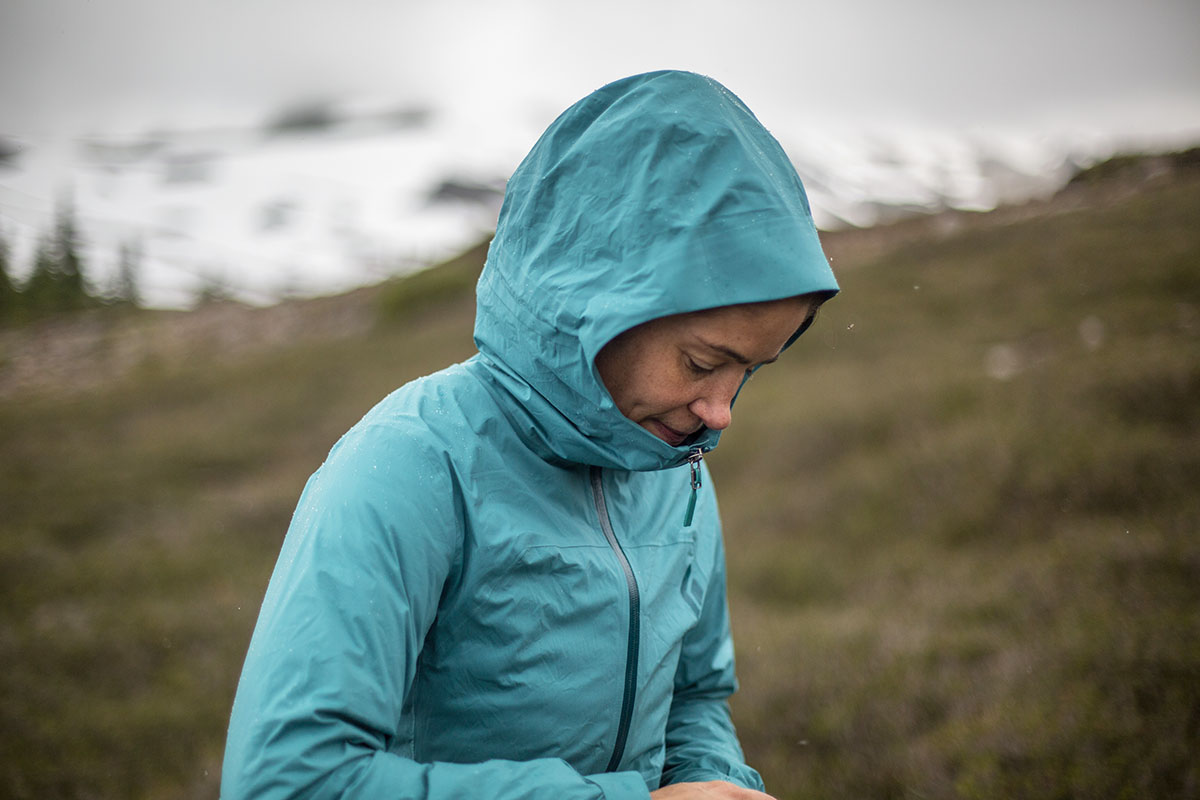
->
[1,163,1197,799]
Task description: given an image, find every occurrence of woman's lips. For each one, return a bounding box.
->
[647,419,692,446]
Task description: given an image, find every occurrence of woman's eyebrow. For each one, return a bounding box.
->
[696,339,780,366]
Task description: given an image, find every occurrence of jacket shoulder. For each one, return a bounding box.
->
[334,361,498,461]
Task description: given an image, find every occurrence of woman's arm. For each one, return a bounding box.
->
[220,425,650,800]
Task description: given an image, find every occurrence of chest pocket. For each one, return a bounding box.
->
[441,533,626,680]
[414,532,629,770]
[627,532,705,656]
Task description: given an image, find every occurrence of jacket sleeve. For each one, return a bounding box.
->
[221,423,651,800]
[658,487,765,791]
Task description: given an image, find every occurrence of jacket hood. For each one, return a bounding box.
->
[474,70,839,471]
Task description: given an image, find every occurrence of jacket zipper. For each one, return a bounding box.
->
[683,446,705,526]
[589,466,640,773]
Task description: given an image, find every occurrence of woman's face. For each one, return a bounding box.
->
[595,296,814,446]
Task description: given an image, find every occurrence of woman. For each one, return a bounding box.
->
[222,70,838,800]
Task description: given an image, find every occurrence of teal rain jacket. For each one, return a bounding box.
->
[221,70,839,800]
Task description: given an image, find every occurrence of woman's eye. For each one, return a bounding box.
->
[686,358,715,375]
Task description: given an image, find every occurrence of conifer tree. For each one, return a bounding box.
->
[51,196,87,310]
[114,239,142,306]
[0,230,18,320]
[23,197,94,315]
[24,234,58,312]
[195,268,233,305]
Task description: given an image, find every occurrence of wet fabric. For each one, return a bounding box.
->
[221,70,839,800]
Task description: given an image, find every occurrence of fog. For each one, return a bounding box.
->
[2,0,1198,305]
[4,0,1198,139]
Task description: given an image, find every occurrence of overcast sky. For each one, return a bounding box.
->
[3,0,1199,145]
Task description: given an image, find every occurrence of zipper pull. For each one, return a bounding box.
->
[683,447,704,526]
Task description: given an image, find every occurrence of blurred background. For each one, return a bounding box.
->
[2,0,1198,306]
[1,1,1198,798]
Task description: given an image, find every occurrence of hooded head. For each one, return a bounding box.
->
[474,70,839,471]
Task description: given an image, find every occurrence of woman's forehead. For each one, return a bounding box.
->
[643,296,814,354]
[669,296,815,335]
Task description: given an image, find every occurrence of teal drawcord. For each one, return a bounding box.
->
[683,447,704,526]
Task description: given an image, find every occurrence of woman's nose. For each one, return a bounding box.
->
[689,379,738,431]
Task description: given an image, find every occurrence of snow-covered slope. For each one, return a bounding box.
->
[0,103,1126,308]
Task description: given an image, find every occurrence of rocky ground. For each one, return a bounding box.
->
[0,285,377,400]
